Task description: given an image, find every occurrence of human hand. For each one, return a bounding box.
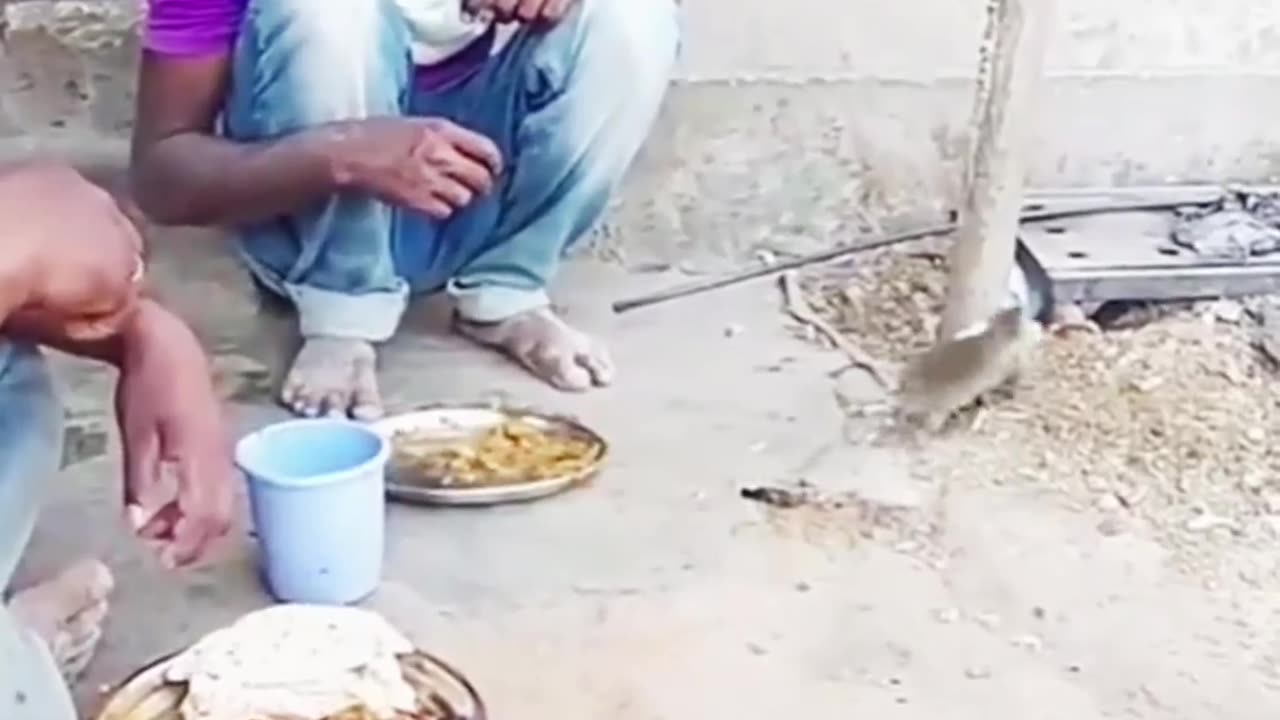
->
[464,0,575,23]
[332,117,503,219]
[0,163,144,339]
[115,300,234,568]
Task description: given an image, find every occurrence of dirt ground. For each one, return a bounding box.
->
[0,159,1273,720]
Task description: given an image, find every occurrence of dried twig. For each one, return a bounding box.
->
[780,271,894,388]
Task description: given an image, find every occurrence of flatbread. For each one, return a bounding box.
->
[164,605,418,720]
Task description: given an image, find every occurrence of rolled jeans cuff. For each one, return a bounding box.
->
[284,281,408,342]
[447,281,549,323]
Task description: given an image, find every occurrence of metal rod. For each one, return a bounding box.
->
[610,198,1214,315]
[611,221,958,315]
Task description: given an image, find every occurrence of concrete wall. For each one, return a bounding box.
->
[4,0,1280,262]
[679,0,1280,79]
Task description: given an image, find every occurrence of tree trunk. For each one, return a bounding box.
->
[938,0,1055,339]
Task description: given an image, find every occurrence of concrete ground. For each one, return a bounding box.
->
[2,154,1276,719]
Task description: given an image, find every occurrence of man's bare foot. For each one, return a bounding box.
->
[8,559,114,681]
[455,307,615,392]
[280,337,384,420]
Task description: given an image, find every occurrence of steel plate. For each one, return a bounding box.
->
[95,649,485,720]
[374,405,607,507]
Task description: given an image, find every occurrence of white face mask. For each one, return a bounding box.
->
[391,0,491,64]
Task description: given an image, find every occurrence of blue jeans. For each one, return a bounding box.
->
[224,0,680,340]
[0,341,76,719]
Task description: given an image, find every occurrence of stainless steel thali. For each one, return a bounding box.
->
[373,404,608,507]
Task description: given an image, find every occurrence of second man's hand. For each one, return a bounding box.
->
[328,117,503,220]
[464,0,575,25]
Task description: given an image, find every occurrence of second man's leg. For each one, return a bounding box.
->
[403,0,681,391]
[224,0,412,418]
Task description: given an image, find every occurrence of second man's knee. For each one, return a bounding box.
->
[243,0,408,76]
[576,0,680,94]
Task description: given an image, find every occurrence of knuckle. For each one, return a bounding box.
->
[424,146,452,165]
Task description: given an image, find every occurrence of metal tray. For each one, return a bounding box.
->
[95,648,485,720]
[374,404,608,507]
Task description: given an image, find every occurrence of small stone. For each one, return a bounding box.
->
[1185,513,1239,534]
[1128,375,1165,393]
[1260,304,1280,365]
[965,666,992,680]
[1052,304,1089,328]
[1264,493,1280,514]
[934,608,961,624]
[1011,634,1043,652]
[755,249,779,266]
[795,582,812,593]
[1096,493,1123,512]
[724,323,745,338]
[973,612,1002,630]
[1246,427,1266,443]
[1261,516,1280,539]
[1083,475,1111,492]
[1098,517,1127,538]
[747,642,768,656]
[1212,299,1245,324]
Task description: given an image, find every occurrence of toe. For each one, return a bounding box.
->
[542,351,593,392]
[284,375,325,417]
[59,626,102,680]
[281,377,316,417]
[296,398,321,417]
[55,560,114,607]
[351,368,384,421]
[578,345,616,387]
[280,381,299,406]
[320,390,350,418]
[62,601,108,661]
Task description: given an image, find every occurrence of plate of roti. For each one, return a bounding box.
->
[95,605,484,720]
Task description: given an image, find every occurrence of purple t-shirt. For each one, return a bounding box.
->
[143,0,492,90]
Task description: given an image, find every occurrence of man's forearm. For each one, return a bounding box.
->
[131,126,351,227]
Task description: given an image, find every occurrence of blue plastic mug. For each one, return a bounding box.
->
[235,418,390,604]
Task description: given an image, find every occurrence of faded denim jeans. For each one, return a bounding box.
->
[224,0,680,340]
[0,341,76,719]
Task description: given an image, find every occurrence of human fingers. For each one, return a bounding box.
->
[433,122,503,177]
